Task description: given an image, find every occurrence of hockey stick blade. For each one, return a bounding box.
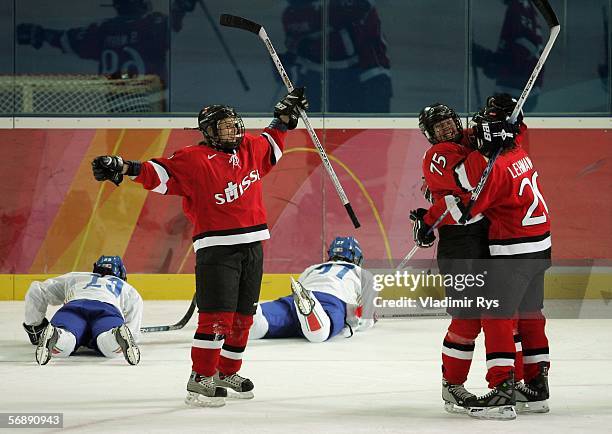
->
[532,0,560,28]
[220,14,262,34]
[141,295,196,333]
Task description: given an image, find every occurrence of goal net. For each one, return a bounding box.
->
[0,74,164,114]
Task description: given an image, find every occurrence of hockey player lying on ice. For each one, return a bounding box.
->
[22,255,142,366]
[250,236,376,343]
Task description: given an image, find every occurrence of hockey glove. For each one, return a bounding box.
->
[410,208,436,248]
[473,119,516,158]
[23,318,49,345]
[274,87,308,130]
[92,155,125,186]
[485,93,524,126]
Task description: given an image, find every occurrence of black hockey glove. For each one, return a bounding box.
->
[23,318,49,345]
[473,119,516,158]
[92,155,124,186]
[485,93,523,126]
[410,208,436,248]
[274,87,308,130]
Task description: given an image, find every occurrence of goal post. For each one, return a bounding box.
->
[0,74,164,114]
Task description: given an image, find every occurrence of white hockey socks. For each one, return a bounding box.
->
[295,293,331,343]
[249,304,269,340]
[96,329,124,358]
[51,328,76,358]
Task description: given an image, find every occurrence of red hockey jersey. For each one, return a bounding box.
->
[452,126,551,256]
[133,127,286,251]
[422,140,475,227]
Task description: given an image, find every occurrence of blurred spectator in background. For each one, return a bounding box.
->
[279,0,392,113]
[472,0,544,112]
[598,4,609,93]
[16,0,195,111]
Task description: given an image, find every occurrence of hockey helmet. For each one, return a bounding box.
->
[327,236,364,266]
[93,255,127,281]
[418,103,463,145]
[196,105,245,153]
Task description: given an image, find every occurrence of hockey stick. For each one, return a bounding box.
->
[458,0,560,224]
[219,14,361,229]
[197,0,250,91]
[140,294,196,333]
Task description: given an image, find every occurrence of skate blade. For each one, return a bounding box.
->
[118,326,140,366]
[444,401,468,414]
[290,277,314,316]
[516,400,549,414]
[35,345,50,365]
[226,389,254,400]
[35,326,54,365]
[185,392,226,408]
[468,405,517,420]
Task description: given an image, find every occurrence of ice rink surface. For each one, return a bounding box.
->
[1,300,611,434]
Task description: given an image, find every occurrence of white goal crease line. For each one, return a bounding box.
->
[1,117,610,130]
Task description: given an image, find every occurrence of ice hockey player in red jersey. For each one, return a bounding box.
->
[413,103,490,414]
[91,87,308,407]
[415,96,551,420]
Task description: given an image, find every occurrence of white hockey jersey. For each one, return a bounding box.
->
[298,261,376,332]
[24,272,144,342]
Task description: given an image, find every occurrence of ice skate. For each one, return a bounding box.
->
[290,276,315,315]
[467,376,517,420]
[35,324,60,365]
[516,363,549,414]
[111,324,141,366]
[214,371,254,399]
[185,371,227,407]
[442,379,476,414]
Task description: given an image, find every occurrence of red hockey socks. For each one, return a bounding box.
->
[518,312,549,382]
[217,313,253,375]
[191,311,234,377]
[441,318,482,385]
[482,318,516,388]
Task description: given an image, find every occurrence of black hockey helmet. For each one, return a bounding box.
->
[485,93,523,124]
[418,103,463,145]
[196,105,245,153]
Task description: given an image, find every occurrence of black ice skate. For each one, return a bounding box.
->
[35,324,59,365]
[111,324,141,366]
[185,371,227,407]
[214,371,255,399]
[467,376,517,420]
[290,276,315,316]
[442,379,476,414]
[516,363,549,414]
